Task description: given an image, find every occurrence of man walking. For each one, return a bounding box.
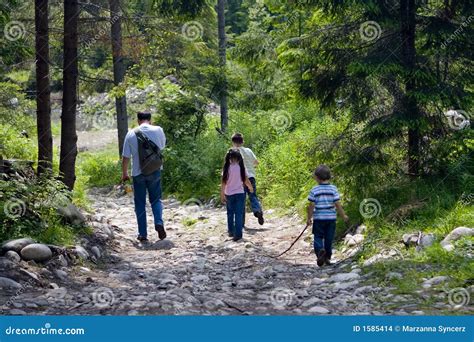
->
[122,112,166,242]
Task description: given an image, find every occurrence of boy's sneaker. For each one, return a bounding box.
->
[255,211,264,225]
[155,224,167,240]
[317,249,326,267]
[137,236,148,242]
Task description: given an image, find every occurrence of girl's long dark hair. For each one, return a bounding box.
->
[222,149,246,183]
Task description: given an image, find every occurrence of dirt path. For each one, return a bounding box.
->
[54,130,117,152]
[2,188,467,315]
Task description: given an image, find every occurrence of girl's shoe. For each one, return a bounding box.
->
[317,249,326,267]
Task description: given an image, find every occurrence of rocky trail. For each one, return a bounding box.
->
[0,188,470,316]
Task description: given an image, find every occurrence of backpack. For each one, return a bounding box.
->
[134,128,163,176]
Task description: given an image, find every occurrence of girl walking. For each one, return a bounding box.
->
[221,149,254,241]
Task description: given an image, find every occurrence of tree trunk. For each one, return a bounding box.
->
[35,0,53,176]
[217,0,228,133]
[400,0,420,176]
[59,0,79,190]
[109,0,128,156]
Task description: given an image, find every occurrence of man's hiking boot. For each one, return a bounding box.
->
[228,232,234,238]
[137,236,148,242]
[255,211,264,225]
[155,224,167,240]
[317,249,326,267]
[233,236,242,242]
[324,258,332,266]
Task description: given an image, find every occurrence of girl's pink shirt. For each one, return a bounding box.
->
[224,163,245,196]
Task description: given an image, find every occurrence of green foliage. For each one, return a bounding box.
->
[77,148,122,188]
[0,176,86,245]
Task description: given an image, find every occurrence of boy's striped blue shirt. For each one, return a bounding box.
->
[308,183,340,220]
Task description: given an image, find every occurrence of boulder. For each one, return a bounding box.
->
[20,243,52,262]
[308,306,330,314]
[0,276,22,289]
[327,272,360,283]
[344,234,364,246]
[1,238,35,254]
[57,203,86,226]
[73,246,89,260]
[422,276,449,288]
[440,227,474,251]
[91,246,101,259]
[5,250,21,263]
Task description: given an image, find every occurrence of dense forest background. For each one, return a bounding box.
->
[0,0,473,287]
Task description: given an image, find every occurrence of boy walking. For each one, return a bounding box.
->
[307,165,349,266]
[231,133,264,225]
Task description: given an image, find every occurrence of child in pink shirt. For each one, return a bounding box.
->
[221,149,253,241]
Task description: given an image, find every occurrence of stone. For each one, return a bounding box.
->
[302,297,320,307]
[1,238,35,254]
[5,250,21,262]
[344,234,364,246]
[356,224,367,234]
[0,277,22,289]
[422,276,448,288]
[441,227,474,251]
[419,233,435,247]
[57,203,86,226]
[57,254,68,267]
[9,309,26,315]
[327,272,360,283]
[387,272,403,280]
[334,280,359,290]
[191,275,209,283]
[308,306,330,314]
[91,246,101,259]
[20,243,52,262]
[311,277,325,285]
[74,246,89,260]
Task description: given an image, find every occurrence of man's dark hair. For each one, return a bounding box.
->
[314,164,331,181]
[231,132,244,144]
[137,111,152,121]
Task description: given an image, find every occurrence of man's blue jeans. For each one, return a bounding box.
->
[312,220,336,259]
[226,193,246,239]
[243,177,262,224]
[132,170,163,238]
